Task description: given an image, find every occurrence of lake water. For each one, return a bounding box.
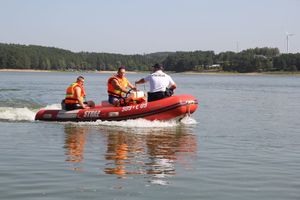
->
[0,71,299,200]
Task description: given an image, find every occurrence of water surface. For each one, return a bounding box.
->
[0,72,300,200]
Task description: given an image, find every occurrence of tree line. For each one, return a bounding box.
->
[1,43,300,73]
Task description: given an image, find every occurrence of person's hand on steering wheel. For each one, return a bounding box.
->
[125,88,133,98]
[132,86,137,91]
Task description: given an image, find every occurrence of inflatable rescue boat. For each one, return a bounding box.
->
[35,93,198,122]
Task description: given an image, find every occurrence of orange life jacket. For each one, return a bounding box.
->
[65,82,86,104]
[107,75,129,97]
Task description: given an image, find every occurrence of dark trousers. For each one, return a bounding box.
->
[62,100,95,111]
[147,91,166,102]
[64,103,83,111]
[147,88,174,102]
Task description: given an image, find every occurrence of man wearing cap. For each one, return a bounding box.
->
[135,63,176,102]
[107,66,136,106]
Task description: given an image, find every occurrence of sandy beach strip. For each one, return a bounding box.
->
[0,69,52,72]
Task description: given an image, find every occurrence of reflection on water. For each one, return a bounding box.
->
[145,129,197,184]
[63,124,197,184]
[104,130,141,177]
[64,126,88,164]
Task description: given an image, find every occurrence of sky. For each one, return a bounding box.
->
[0,0,299,54]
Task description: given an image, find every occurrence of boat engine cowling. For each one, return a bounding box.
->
[128,90,145,99]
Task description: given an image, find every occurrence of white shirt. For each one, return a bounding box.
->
[144,70,175,93]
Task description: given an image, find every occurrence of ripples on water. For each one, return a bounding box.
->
[58,121,198,186]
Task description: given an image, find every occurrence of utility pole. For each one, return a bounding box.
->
[286,33,294,53]
[236,41,240,53]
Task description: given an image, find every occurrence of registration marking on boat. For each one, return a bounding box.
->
[83,110,101,118]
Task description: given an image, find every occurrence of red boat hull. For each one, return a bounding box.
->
[35,94,198,122]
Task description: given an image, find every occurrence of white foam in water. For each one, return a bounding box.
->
[0,104,61,122]
[43,103,61,110]
[76,118,179,128]
[0,107,36,121]
[180,115,198,125]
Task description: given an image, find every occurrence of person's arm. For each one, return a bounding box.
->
[127,82,137,90]
[169,83,176,90]
[168,76,176,91]
[135,78,146,84]
[111,79,128,93]
[75,87,86,108]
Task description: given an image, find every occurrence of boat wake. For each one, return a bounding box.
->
[180,115,198,125]
[0,107,36,121]
[0,103,61,122]
[65,116,198,131]
[75,118,179,128]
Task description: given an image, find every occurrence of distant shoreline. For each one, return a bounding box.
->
[0,69,52,72]
[173,71,300,76]
[0,69,137,74]
[0,68,299,76]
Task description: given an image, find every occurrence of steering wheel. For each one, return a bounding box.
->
[124,88,132,98]
[118,89,133,106]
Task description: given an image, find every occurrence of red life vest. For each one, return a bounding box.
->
[64,82,86,104]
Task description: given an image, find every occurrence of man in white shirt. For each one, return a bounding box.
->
[135,63,176,102]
